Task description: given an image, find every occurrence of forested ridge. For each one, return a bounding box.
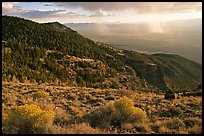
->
[2,15,202,92]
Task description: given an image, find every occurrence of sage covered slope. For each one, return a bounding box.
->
[150,53,202,91]
[2,15,142,89]
[121,50,167,90]
[2,15,202,92]
[2,15,104,59]
[121,50,202,92]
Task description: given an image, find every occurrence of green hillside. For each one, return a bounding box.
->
[150,53,202,91]
[2,15,142,90]
[2,15,202,92]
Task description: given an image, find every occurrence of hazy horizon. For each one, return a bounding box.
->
[65,19,202,64]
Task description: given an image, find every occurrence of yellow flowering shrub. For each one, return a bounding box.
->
[113,96,147,124]
[4,104,55,134]
[32,90,49,100]
[84,96,147,129]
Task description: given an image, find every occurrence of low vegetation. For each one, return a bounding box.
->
[2,15,202,92]
[2,15,202,134]
[83,97,148,130]
[2,82,202,134]
[32,90,49,100]
[3,104,55,134]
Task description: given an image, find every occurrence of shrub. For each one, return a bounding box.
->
[183,117,202,128]
[151,124,160,133]
[84,102,115,129]
[164,89,175,100]
[53,107,72,126]
[113,97,147,124]
[164,90,175,99]
[4,104,55,134]
[83,96,147,130]
[188,125,202,134]
[164,93,175,99]
[164,118,185,130]
[32,90,49,100]
[133,123,152,133]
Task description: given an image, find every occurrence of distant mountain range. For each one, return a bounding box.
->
[2,15,202,92]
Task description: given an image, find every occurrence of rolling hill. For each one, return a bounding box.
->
[2,15,202,92]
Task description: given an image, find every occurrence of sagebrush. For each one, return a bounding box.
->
[4,104,55,134]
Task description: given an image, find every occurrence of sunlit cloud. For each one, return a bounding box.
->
[2,2,86,22]
[2,2,25,15]
[54,2,202,14]
[89,9,115,17]
[2,2,202,23]
[2,2,17,9]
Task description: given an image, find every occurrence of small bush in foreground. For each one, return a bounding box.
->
[113,96,147,124]
[32,90,49,100]
[83,96,147,130]
[4,104,55,134]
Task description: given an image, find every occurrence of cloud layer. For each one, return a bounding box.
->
[54,2,202,14]
[2,2,85,19]
[2,2,202,23]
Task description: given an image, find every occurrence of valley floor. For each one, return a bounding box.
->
[2,81,202,134]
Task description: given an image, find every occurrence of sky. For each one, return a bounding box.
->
[2,2,202,23]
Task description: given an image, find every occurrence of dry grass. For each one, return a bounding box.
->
[121,122,134,130]
[188,125,202,134]
[53,107,73,126]
[117,89,136,98]
[183,117,202,129]
[2,110,8,124]
[2,81,202,134]
[50,123,116,134]
[152,118,188,134]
